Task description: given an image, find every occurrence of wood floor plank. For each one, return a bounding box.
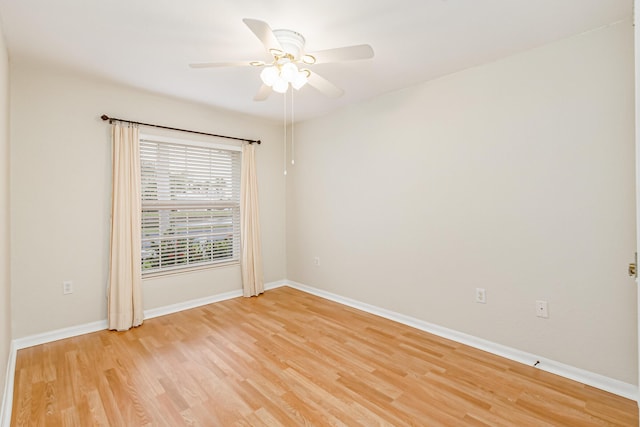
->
[11,286,639,426]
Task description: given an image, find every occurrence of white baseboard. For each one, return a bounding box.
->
[13,320,108,351]
[283,280,638,401]
[12,281,283,351]
[143,289,243,320]
[264,279,288,291]
[143,280,285,319]
[0,341,16,427]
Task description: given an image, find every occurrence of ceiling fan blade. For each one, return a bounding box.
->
[306,71,344,98]
[242,18,283,53]
[307,44,374,64]
[254,84,272,101]
[189,61,252,68]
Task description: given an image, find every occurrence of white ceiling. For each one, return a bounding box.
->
[0,0,631,123]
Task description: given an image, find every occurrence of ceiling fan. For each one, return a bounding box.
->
[189,19,374,101]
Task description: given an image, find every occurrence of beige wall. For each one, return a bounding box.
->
[10,60,286,338]
[287,22,637,383]
[0,19,10,416]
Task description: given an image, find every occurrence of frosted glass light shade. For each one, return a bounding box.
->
[272,77,289,93]
[280,62,298,83]
[260,66,279,86]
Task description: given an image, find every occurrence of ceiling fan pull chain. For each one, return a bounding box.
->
[291,89,295,166]
[283,91,287,176]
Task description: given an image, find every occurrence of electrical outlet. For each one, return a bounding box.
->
[475,288,486,304]
[536,300,549,318]
[313,256,320,266]
[63,281,73,295]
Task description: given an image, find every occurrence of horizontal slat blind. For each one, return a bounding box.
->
[140,137,241,275]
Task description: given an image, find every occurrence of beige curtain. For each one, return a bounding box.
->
[240,143,264,297]
[108,123,144,330]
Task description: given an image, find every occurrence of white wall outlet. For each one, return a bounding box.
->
[536,300,549,318]
[313,256,320,266]
[63,280,73,295]
[475,288,486,304]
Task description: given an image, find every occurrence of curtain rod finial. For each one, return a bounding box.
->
[101,114,110,121]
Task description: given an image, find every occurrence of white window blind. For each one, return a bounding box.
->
[140,136,241,275]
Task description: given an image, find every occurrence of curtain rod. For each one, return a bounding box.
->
[100,114,261,144]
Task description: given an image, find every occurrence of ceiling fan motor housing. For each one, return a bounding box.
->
[273,29,306,60]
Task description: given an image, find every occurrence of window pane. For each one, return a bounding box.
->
[140,137,241,275]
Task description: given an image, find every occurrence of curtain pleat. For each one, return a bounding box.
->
[108,123,144,330]
[240,144,264,297]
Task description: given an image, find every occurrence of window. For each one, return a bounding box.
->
[140,135,241,275]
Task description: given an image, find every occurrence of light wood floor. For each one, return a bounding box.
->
[11,286,638,426]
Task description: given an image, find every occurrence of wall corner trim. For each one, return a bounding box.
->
[283,280,639,401]
[0,341,16,427]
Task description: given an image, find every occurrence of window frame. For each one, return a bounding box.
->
[139,133,242,278]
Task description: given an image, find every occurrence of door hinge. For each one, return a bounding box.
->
[629,252,637,278]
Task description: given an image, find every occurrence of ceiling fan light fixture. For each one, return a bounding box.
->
[272,78,289,94]
[260,66,279,86]
[280,62,298,82]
